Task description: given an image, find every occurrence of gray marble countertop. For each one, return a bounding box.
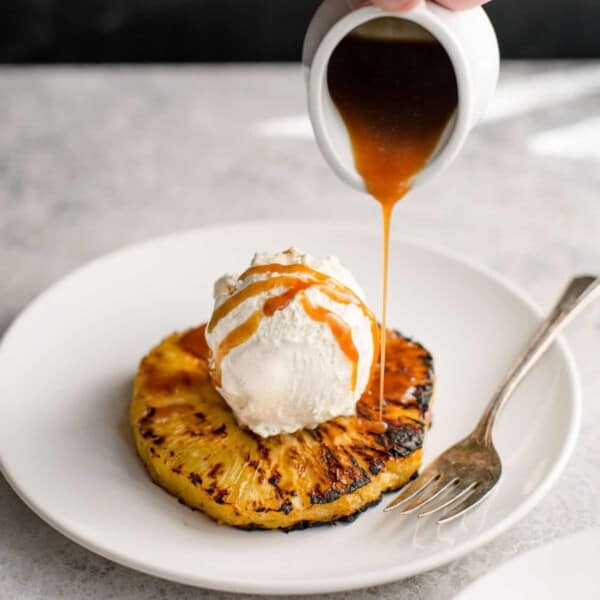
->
[1,63,599,599]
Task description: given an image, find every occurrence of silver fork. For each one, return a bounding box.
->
[384,275,600,524]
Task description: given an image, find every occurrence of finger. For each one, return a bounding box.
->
[347,0,370,8]
[371,0,422,10]
[434,0,490,10]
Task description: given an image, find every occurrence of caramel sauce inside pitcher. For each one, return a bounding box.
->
[327,19,458,420]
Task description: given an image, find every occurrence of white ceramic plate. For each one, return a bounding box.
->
[455,527,600,599]
[0,221,581,595]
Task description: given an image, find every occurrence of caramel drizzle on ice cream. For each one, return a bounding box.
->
[208,263,379,391]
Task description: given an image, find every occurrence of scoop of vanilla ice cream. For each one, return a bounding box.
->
[205,248,377,437]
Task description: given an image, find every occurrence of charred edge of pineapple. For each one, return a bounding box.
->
[233,471,421,533]
[388,329,434,415]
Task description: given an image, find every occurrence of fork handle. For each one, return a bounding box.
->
[473,275,600,445]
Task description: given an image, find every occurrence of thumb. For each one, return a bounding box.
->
[348,0,422,10]
[433,0,491,9]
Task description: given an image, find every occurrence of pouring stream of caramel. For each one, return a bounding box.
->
[327,22,458,420]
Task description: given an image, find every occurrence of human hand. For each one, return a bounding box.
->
[349,0,489,11]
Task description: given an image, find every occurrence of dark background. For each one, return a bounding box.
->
[2,0,600,63]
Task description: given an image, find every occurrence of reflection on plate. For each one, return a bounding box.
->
[0,221,581,594]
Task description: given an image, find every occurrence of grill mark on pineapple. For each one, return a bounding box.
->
[257,468,266,485]
[267,470,287,499]
[247,498,294,515]
[256,442,270,461]
[207,463,224,479]
[369,461,384,475]
[413,384,433,411]
[214,489,228,504]
[188,472,203,486]
[308,429,323,442]
[141,428,155,439]
[211,424,227,436]
[309,445,371,504]
[403,415,428,427]
[187,430,205,438]
[346,442,388,477]
[325,421,348,434]
[377,423,423,457]
[229,489,413,531]
[143,370,199,396]
[139,407,156,428]
[280,496,386,532]
[146,403,195,423]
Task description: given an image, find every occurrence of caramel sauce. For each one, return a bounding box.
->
[327,25,458,420]
[209,263,379,393]
[319,285,380,384]
[208,276,313,333]
[300,294,359,390]
[212,310,262,385]
[263,281,313,316]
[240,263,334,282]
[180,324,210,359]
[355,418,389,435]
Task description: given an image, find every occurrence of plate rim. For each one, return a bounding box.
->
[0,219,583,595]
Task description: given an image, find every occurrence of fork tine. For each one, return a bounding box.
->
[436,484,494,524]
[416,481,478,518]
[394,478,459,515]
[383,472,439,512]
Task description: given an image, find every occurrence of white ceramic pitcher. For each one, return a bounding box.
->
[303,0,500,193]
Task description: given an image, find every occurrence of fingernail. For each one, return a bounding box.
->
[375,0,421,12]
[347,0,370,9]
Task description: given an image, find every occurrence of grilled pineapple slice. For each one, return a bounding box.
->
[130,324,434,530]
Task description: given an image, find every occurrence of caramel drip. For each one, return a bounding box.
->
[179,323,210,359]
[317,285,356,305]
[208,276,318,333]
[379,203,392,421]
[263,281,313,316]
[213,310,262,385]
[356,418,388,435]
[210,262,380,393]
[300,294,359,391]
[240,263,334,282]
[328,32,458,421]
[318,285,380,382]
